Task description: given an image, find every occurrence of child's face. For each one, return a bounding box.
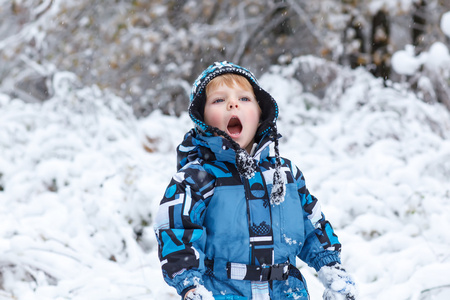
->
[204,80,261,153]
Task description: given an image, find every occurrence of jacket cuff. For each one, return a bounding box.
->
[181,286,196,299]
[310,251,341,272]
[173,270,204,295]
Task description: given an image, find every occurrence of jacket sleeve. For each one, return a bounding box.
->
[154,163,215,295]
[292,164,341,271]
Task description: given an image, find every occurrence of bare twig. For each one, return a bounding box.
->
[232,2,250,63]
[233,2,293,63]
[285,0,323,47]
[420,284,450,295]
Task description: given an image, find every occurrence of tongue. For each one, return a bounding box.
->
[228,118,242,135]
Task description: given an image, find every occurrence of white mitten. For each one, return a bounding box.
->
[184,285,214,300]
[318,263,357,300]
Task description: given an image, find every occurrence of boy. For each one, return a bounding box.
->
[154,61,356,299]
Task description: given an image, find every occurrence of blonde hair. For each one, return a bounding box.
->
[206,74,254,96]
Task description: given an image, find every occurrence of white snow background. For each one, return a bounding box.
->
[1,16,450,300]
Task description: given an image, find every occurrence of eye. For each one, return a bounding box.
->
[240,97,250,102]
[212,98,224,104]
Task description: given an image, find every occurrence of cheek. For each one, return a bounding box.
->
[204,107,222,127]
[245,111,261,132]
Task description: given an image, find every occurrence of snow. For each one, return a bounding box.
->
[391,45,423,75]
[318,264,356,298]
[1,56,450,300]
[426,42,450,72]
[184,284,214,300]
[441,11,450,38]
[368,0,415,15]
[392,42,450,76]
[391,11,450,77]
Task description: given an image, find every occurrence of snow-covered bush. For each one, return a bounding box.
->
[1,50,449,300]
[3,0,448,118]
[0,72,180,299]
[391,11,450,110]
[261,58,450,299]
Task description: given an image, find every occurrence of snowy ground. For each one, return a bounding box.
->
[1,58,450,300]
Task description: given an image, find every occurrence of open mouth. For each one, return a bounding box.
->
[227,117,242,137]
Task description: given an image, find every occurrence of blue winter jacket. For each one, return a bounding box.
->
[154,129,341,299]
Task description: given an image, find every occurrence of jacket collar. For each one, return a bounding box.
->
[177,129,272,171]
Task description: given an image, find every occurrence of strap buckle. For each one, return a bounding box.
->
[261,263,289,281]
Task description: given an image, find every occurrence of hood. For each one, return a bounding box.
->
[184,61,285,205]
[189,61,279,139]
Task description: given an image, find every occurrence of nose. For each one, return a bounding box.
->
[228,99,239,110]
